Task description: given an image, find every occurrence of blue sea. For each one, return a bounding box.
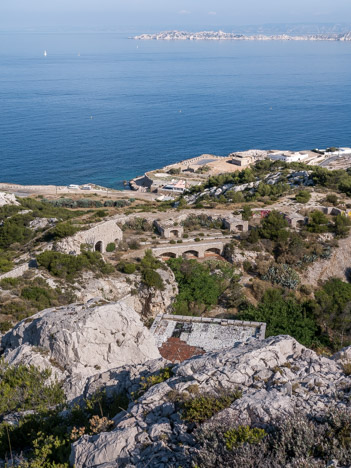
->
[1,32,351,189]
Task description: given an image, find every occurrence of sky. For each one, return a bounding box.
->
[1,0,351,31]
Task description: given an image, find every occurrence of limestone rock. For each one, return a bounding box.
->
[0,192,19,207]
[29,217,57,230]
[2,299,160,401]
[71,335,351,468]
[132,267,178,318]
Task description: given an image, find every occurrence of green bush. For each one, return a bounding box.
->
[118,262,136,274]
[295,190,311,204]
[50,222,78,240]
[0,360,64,416]
[168,167,181,175]
[0,219,33,249]
[142,269,164,290]
[21,286,55,310]
[224,426,266,450]
[0,257,13,273]
[0,321,12,333]
[178,390,242,423]
[238,289,319,347]
[314,278,351,347]
[326,194,338,205]
[259,211,289,241]
[307,210,329,233]
[242,205,252,220]
[106,242,116,252]
[37,250,113,280]
[140,249,162,270]
[0,277,20,289]
[167,258,228,315]
[134,367,173,399]
[94,210,107,218]
[334,214,351,238]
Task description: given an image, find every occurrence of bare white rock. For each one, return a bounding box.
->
[71,335,351,468]
[2,298,160,401]
[0,192,19,207]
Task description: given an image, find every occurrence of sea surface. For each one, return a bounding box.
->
[0,32,351,189]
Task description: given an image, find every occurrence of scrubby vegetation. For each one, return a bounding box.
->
[140,250,164,290]
[168,387,242,424]
[167,258,243,315]
[135,366,173,399]
[37,250,114,280]
[0,362,129,467]
[295,189,311,203]
[0,276,76,324]
[46,198,131,209]
[49,222,79,240]
[194,410,351,467]
[187,160,351,205]
[182,214,223,232]
[121,217,153,232]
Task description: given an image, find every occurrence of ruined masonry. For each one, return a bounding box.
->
[56,219,123,254]
[150,314,266,362]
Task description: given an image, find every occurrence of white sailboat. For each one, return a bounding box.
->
[44,50,47,57]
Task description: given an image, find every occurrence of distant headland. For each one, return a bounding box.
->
[134,30,351,41]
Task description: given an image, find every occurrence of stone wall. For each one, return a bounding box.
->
[152,241,224,259]
[0,262,32,281]
[56,219,123,254]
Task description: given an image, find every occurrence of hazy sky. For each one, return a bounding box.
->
[2,0,351,31]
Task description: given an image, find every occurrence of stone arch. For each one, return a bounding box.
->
[205,247,221,257]
[296,220,305,228]
[235,224,244,232]
[161,252,177,260]
[170,229,180,238]
[95,241,104,253]
[182,250,199,259]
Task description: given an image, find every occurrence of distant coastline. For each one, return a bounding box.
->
[134,30,351,41]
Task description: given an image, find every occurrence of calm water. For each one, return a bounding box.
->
[0,32,351,189]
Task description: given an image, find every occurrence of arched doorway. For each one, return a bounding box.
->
[161,252,177,260]
[170,229,180,238]
[205,248,221,257]
[95,241,103,253]
[182,250,199,259]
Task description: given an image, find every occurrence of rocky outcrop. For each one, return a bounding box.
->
[132,267,178,318]
[70,335,351,467]
[2,299,160,401]
[302,232,351,286]
[29,217,57,230]
[73,272,132,303]
[0,192,19,207]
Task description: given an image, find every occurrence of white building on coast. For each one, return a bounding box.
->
[268,152,309,163]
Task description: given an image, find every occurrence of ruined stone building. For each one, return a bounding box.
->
[151,314,266,363]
